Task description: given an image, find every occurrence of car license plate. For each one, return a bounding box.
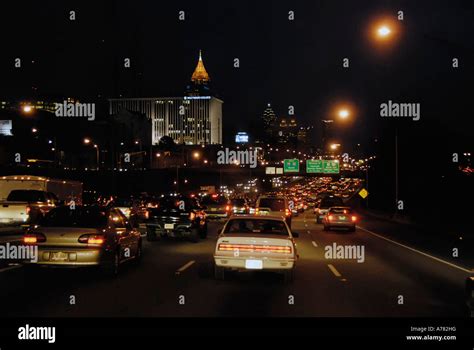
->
[51,252,68,261]
[245,259,263,270]
[339,216,347,220]
[164,223,174,230]
[211,208,217,211]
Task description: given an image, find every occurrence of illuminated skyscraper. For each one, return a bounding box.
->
[109,51,223,145]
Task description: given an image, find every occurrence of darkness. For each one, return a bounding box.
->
[0,0,472,220]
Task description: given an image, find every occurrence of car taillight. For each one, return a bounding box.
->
[144,211,150,220]
[218,244,292,254]
[26,206,31,215]
[255,208,259,215]
[78,234,105,245]
[351,216,357,222]
[225,205,231,211]
[285,208,291,216]
[189,212,196,221]
[23,233,46,244]
[328,215,334,221]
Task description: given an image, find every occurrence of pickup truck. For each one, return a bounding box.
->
[0,190,58,226]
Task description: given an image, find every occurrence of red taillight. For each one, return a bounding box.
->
[328,215,334,221]
[189,212,196,221]
[26,206,31,215]
[226,205,231,211]
[218,243,292,254]
[351,216,357,222]
[78,234,105,245]
[24,233,46,244]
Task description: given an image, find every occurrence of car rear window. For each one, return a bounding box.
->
[231,199,246,206]
[258,198,286,211]
[201,196,228,205]
[224,219,289,236]
[329,207,352,214]
[320,197,343,208]
[7,190,47,202]
[40,207,108,228]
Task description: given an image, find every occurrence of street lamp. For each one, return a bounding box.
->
[377,25,391,37]
[338,108,350,119]
[84,138,99,170]
[23,105,33,114]
[193,152,200,159]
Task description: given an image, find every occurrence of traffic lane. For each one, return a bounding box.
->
[0,221,224,317]
[359,213,474,268]
[303,212,469,316]
[170,214,367,317]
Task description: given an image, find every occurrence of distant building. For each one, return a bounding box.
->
[277,116,298,144]
[262,103,277,142]
[109,51,223,145]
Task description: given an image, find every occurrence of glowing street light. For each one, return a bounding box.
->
[377,25,391,37]
[84,138,91,145]
[23,105,33,114]
[193,152,201,159]
[330,143,341,151]
[338,108,350,119]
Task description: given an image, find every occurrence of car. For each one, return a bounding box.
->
[213,216,298,283]
[255,195,292,227]
[201,195,230,219]
[229,198,249,214]
[315,195,344,223]
[22,206,142,276]
[111,198,140,227]
[322,207,357,232]
[145,196,207,242]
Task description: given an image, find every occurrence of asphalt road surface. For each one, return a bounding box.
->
[0,212,470,317]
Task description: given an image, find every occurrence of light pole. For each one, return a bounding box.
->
[84,138,100,170]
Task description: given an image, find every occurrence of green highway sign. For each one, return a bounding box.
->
[306,160,323,173]
[306,159,340,174]
[323,160,340,174]
[283,159,300,173]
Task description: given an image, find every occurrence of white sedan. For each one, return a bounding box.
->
[213,216,298,283]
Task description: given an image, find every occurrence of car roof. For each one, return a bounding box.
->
[228,215,286,221]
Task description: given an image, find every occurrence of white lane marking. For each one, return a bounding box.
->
[328,264,342,278]
[357,226,472,274]
[312,241,318,247]
[0,264,22,274]
[175,260,196,275]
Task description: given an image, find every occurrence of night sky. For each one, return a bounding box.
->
[1,0,473,145]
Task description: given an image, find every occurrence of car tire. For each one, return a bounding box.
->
[214,265,225,280]
[146,229,157,242]
[189,228,199,243]
[349,226,356,232]
[323,225,329,231]
[102,249,120,277]
[283,268,295,284]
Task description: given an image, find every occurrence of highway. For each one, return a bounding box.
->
[0,211,470,318]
